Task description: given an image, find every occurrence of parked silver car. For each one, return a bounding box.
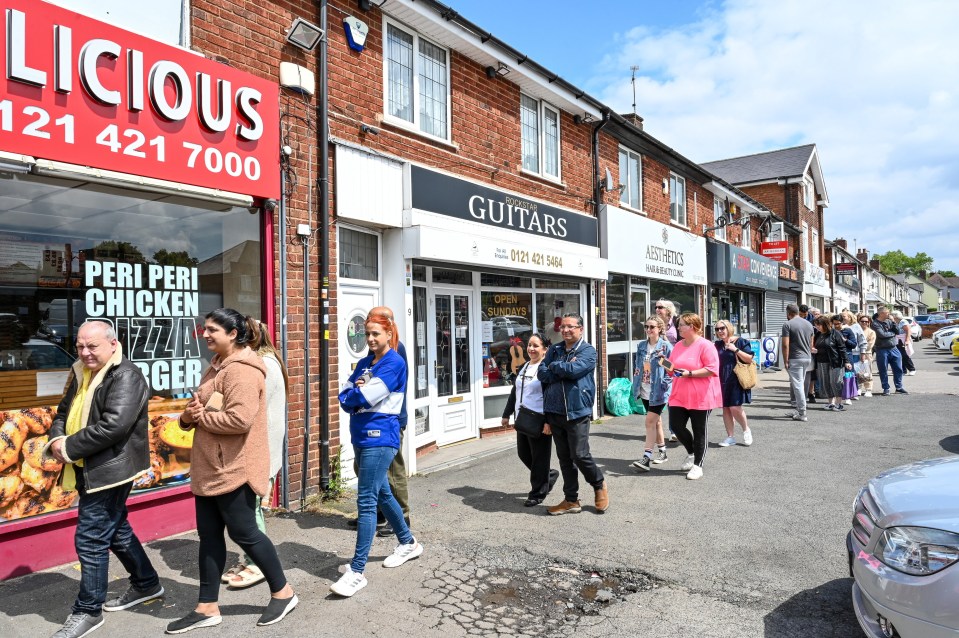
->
[848,456,959,637]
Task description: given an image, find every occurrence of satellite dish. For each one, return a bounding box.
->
[604,167,615,191]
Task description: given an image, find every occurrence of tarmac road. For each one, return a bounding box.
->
[2,342,956,637]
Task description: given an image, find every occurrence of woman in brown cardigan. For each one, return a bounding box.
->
[166,309,296,634]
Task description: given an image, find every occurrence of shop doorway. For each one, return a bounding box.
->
[337,285,379,471]
[429,288,477,446]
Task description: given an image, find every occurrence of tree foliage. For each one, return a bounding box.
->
[937,269,957,278]
[153,249,199,267]
[874,250,934,276]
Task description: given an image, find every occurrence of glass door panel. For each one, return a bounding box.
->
[454,295,471,394]
[435,295,452,397]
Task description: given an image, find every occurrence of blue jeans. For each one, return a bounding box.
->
[874,347,904,392]
[351,446,413,573]
[73,469,159,615]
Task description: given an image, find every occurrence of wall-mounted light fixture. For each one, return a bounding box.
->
[662,178,669,195]
[581,113,595,124]
[286,17,324,52]
[495,62,509,77]
[358,0,388,11]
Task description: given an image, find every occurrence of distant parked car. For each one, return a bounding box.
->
[848,456,959,638]
[934,326,959,350]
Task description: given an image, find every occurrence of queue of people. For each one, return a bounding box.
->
[44,299,920,636]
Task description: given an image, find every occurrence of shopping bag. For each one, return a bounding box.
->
[854,360,871,383]
[842,370,859,400]
[628,391,647,415]
[605,378,634,416]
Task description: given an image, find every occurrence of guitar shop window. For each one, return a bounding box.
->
[480,291,532,388]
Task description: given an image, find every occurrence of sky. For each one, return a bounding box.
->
[446,0,959,273]
[50,0,959,272]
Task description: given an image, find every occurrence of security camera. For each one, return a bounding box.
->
[264,199,279,213]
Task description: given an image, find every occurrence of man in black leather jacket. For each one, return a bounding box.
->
[46,321,163,638]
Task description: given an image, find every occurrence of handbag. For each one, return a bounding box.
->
[513,363,545,438]
[842,370,859,400]
[732,343,758,390]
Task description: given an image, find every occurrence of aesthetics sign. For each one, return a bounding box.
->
[0,1,280,198]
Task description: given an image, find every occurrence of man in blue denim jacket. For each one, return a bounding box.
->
[537,313,608,515]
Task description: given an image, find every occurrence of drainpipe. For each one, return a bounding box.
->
[592,110,611,416]
[279,152,290,510]
[318,0,331,494]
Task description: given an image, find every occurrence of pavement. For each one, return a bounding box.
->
[1,342,956,638]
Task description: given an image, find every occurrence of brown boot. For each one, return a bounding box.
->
[546,500,582,516]
[594,481,609,513]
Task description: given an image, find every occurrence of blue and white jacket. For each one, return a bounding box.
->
[632,337,673,406]
[338,348,407,449]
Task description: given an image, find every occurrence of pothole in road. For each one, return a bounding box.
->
[422,559,659,636]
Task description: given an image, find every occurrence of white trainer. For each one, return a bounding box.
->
[686,465,703,480]
[742,430,753,446]
[383,540,424,568]
[680,454,695,471]
[718,436,736,447]
[330,567,367,597]
[864,391,873,397]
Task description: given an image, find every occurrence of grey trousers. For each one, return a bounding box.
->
[787,358,812,415]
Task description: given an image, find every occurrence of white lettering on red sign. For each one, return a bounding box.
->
[1,2,278,198]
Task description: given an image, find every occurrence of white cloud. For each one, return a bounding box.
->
[590,0,959,272]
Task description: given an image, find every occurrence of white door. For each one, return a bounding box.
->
[430,288,477,446]
[338,285,379,475]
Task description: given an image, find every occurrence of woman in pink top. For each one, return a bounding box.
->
[660,313,722,480]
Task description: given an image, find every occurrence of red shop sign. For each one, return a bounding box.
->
[0,0,279,199]
[760,241,788,262]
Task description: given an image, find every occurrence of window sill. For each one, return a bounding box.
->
[518,168,566,189]
[669,221,690,231]
[619,204,647,216]
[379,116,459,152]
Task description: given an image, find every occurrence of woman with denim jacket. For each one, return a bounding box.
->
[630,315,673,472]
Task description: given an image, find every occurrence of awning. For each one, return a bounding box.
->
[865,292,886,303]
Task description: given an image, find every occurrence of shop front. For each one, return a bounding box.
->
[334,150,606,474]
[706,242,778,339]
[0,2,278,578]
[601,205,706,379]
[804,262,831,313]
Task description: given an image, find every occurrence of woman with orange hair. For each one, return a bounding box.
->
[333,311,422,597]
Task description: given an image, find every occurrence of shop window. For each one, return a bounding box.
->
[618,147,642,210]
[412,286,428,399]
[650,281,696,318]
[480,273,532,288]
[338,227,379,281]
[412,264,427,282]
[741,218,752,249]
[483,394,510,422]
[414,406,430,437]
[606,274,628,343]
[384,20,450,140]
[535,278,581,289]
[432,268,472,285]
[0,172,261,524]
[536,292,582,344]
[630,289,649,341]
[607,353,629,381]
[481,291,532,388]
[520,93,561,180]
[669,173,687,226]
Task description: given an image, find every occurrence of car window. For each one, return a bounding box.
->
[26,343,75,369]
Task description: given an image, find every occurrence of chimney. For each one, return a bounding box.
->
[870,259,881,271]
[919,269,927,280]
[835,238,848,250]
[622,113,644,131]
[857,249,869,263]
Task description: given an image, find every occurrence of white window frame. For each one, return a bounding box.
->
[811,228,820,266]
[803,177,815,209]
[382,18,452,143]
[669,172,687,226]
[519,93,562,181]
[801,221,809,265]
[617,146,642,211]
[741,216,751,249]
[713,199,726,241]
[338,224,382,283]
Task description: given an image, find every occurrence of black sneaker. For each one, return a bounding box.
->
[103,583,164,612]
[631,456,652,472]
[348,517,389,532]
[882,389,891,396]
[896,388,909,394]
[256,594,298,626]
[376,517,411,537]
[807,395,817,404]
[165,611,221,634]
[835,404,846,411]
[52,613,104,638]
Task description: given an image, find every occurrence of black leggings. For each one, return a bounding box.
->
[195,485,287,602]
[668,406,711,467]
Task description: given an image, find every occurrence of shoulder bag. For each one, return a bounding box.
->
[732,342,758,390]
[513,363,545,438]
